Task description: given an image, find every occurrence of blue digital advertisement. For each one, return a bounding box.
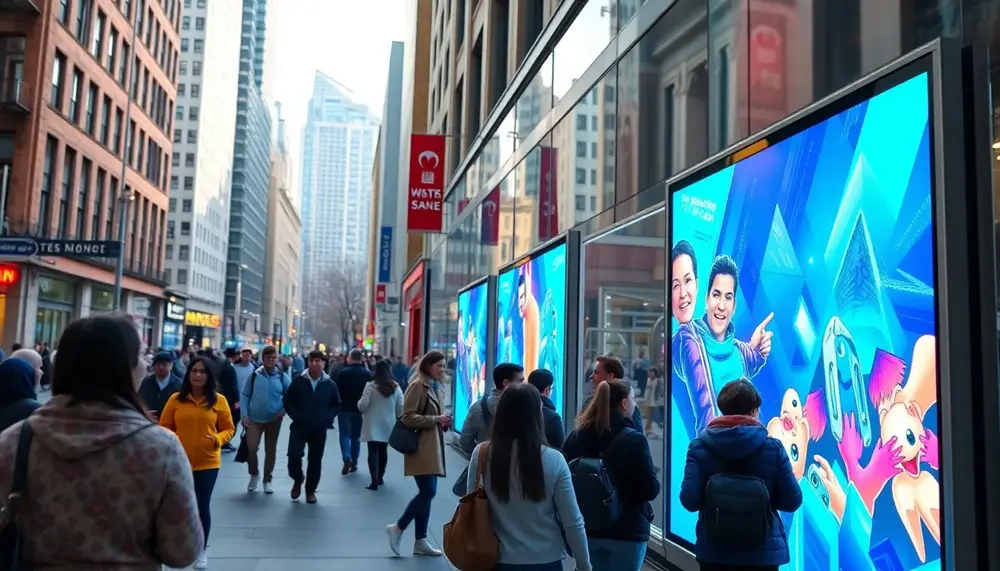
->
[496,242,568,415]
[668,70,941,571]
[455,281,489,432]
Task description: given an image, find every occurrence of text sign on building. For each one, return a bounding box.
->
[0,238,122,258]
[184,310,222,329]
[375,284,387,305]
[166,301,186,321]
[406,134,446,232]
[0,265,19,286]
[378,226,393,283]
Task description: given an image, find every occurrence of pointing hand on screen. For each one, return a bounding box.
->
[750,312,775,358]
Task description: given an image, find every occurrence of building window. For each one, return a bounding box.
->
[188,106,198,120]
[106,27,118,72]
[180,38,188,52]
[575,168,586,184]
[39,137,57,235]
[57,0,71,24]
[60,148,76,239]
[182,16,190,29]
[575,195,586,211]
[576,114,587,130]
[91,11,105,58]
[76,0,92,44]
[118,43,129,84]
[51,52,66,111]
[93,168,105,239]
[168,197,176,212]
[576,142,586,158]
[99,96,110,145]
[191,61,201,76]
[165,244,173,259]
[195,16,204,30]
[175,105,183,119]
[179,60,187,75]
[178,245,189,260]
[76,158,91,239]
[173,128,181,143]
[107,176,117,239]
[190,84,200,98]
[184,153,194,167]
[113,108,123,153]
[193,39,203,53]
[186,129,196,143]
[183,176,193,190]
[171,152,179,166]
[182,199,192,212]
[84,82,97,134]
[166,220,175,239]
[177,83,185,96]
[180,221,190,236]
[177,269,187,284]
[68,68,82,123]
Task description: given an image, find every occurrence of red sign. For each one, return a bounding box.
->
[457,199,469,215]
[0,265,20,286]
[481,186,500,246]
[748,11,787,114]
[375,284,386,304]
[538,146,558,240]
[407,134,447,232]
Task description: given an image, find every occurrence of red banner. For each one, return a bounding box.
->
[537,146,558,240]
[481,186,500,246]
[375,284,386,304]
[407,134,446,232]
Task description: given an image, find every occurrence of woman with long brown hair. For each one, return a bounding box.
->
[564,379,660,571]
[386,350,451,558]
[359,359,404,490]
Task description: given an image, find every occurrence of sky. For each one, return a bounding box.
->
[266,0,408,201]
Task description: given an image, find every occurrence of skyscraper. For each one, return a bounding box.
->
[165,0,243,347]
[300,72,379,341]
[224,0,272,339]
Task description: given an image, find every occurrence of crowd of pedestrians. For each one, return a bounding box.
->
[0,311,804,571]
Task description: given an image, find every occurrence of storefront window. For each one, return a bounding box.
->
[581,206,667,533]
[36,276,77,348]
[90,287,115,313]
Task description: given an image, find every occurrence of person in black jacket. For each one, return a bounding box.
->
[563,378,660,571]
[527,368,565,450]
[218,348,243,451]
[335,349,371,475]
[138,351,182,421]
[0,357,42,433]
[282,349,341,503]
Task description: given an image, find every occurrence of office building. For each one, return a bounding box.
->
[0,0,181,348]
[164,0,242,347]
[263,102,300,354]
[395,0,1000,567]
[299,71,379,343]
[223,0,272,342]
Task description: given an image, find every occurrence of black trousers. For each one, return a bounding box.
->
[367,441,389,485]
[287,424,327,493]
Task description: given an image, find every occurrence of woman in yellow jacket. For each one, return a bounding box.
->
[160,356,235,570]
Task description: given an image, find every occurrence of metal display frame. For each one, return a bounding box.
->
[454,274,497,432]
[658,39,994,571]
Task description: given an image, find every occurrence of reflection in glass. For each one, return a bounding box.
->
[513,138,552,258]
[516,55,554,142]
[581,207,667,534]
[552,0,616,101]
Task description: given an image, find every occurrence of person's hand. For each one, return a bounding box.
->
[439,415,453,429]
[205,435,219,449]
[241,416,250,428]
[866,435,904,483]
[145,410,158,422]
[233,402,240,410]
[813,455,847,523]
[749,312,775,358]
[920,428,940,470]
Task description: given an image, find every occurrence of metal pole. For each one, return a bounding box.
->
[235,264,245,336]
[0,164,9,235]
[113,13,140,310]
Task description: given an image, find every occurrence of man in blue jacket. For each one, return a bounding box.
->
[283,349,341,504]
[679,379,802,571]
[241,345,292,495]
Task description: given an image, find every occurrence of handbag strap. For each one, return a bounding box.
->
[10,421,33,501]
[474,443,490,489]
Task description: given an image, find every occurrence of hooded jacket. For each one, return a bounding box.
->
[679,415,803,566]
[0,357,41,433]
[0,395,204,570]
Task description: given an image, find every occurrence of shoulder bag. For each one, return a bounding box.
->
[388,394,430,455]
[442,443,499,571]
[0,422,34,571]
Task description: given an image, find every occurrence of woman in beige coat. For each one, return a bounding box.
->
[385,350,451,558]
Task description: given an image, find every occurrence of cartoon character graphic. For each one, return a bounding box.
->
[497,309,513,364]
[867,336,940,563]
[538,290,560,374]
[464,315,484,400]
[672,254,774,433]
[518,267,541,372]
[822,317,874,447]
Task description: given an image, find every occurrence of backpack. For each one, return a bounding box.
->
[443,443,499,571]
[568,428,633,532]
[700,445,772,547]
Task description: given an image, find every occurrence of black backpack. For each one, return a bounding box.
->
[568,428,633,532]
[700,446,772,547]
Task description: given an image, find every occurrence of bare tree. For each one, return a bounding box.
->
[310,266,366,349]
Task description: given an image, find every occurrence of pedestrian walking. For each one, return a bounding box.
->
[335,349,371,475]
[159,356,236,570]
[0,357,41,434]
[358,359,403,490]
[283,349,341,503]
[138,351,182,421]
[240,345,292,494]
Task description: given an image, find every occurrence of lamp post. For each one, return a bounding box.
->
[112,10,140,310]
[235,263,248,334]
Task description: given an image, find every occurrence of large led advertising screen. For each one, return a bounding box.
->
[454,279,489,432]
[668,63,940,570]
[497,242,568,415]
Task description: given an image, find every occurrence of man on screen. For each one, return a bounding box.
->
[518,269,541,372]
[674,254,773,434]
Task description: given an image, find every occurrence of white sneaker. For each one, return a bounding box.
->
[386,524,402,556]
[192,552,208,569]
[247,474,260,492]
[263,481,274,495]
[413,538,442,556]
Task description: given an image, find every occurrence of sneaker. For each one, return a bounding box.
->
[192,552,209,569]
[341,461,352,475]
[263,481,274,495]
[386,524,402,556]
[291,479,302,500]
[413,538,442,556]
[306,492,317,504]
[349,462,358,473]
[247,474,260,492]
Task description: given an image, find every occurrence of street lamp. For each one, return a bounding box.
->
[235,263,248,334]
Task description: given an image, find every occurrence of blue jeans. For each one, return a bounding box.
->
[192,468,219,544]
[338,412,362,463]
[496,563,563,570]
[397,474,437,540]
[589,538,646,571]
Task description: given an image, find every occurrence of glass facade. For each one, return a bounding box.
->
[426,0,1000,560]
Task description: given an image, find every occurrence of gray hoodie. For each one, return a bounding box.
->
[459,389,502,455]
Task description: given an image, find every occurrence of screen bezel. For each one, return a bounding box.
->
[663,46,948,561]
[458,275,490,297]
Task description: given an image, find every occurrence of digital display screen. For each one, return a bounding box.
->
[454,280,489,433]
[496,242,568,415]
[668,69,940,570]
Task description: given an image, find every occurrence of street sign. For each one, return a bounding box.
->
[0,238,122,258]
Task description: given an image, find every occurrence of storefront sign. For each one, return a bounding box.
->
[0,265,19,286]
[481,186,500,246]
[0,238,122,258]
[133,297,151,315]
[184,310,221,329]
[166,301,186,321]
[407,134,446,232]
[378,227,393,283]
[538,146,559,241]
[375,284,387,304]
